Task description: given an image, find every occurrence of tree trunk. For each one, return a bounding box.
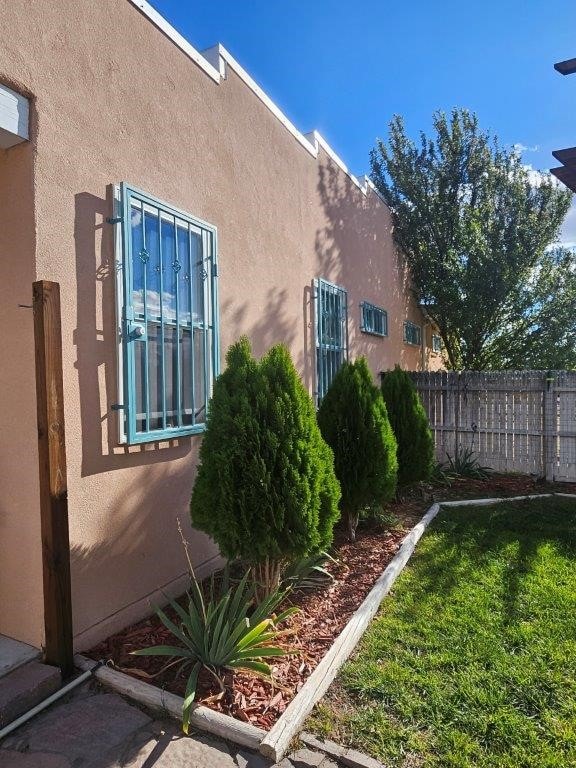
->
[346,511,359,542]
[254,557,282,601]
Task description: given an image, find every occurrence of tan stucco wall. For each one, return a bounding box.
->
[0,0,443,649]
[0,139,44,647]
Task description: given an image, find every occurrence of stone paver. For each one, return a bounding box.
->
[0,682,362,768]
[1,690,151,767]
[0,636,39,679]
[0,751,70,768]
[0,661,61,727]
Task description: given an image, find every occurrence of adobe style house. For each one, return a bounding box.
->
[0,0,442,656]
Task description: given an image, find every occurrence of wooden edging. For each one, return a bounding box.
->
[76,492,576,762]
[74,655,265,750]
[260,491,575,762]
[259,501,442,762]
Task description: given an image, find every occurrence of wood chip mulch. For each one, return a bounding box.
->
[85,474,576,730]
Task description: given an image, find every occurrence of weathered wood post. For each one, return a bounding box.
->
[543,370,557,482]
[33,280,73,678]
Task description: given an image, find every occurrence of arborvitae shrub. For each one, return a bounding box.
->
[380,365,434,486]
[317,358,398,540]
[190,337,341,595]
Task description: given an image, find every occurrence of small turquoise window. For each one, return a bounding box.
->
[404,321,422,346]
[116,184,219,444]
[360,301,388,337]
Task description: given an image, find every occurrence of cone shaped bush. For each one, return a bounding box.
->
[317,358,398,540]
[190,337,341,596]
[380,365,434,486]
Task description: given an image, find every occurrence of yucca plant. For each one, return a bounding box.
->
[281,551,336,591]
[446,445,491,479]
[132,568,297,733]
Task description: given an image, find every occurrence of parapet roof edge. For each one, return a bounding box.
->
[127,0,384,202]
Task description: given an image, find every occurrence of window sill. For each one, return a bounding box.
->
[124,423,206,445]
[360,328,388,338]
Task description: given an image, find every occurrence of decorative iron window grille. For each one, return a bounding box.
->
[432,334,442,353]
[114,184,219,444]
[314,278,348,403]
[403,320,422,346]
[360,301,388,337]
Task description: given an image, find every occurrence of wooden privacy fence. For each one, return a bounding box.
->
[411,371,576,482]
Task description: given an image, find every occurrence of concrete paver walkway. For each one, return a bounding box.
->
[0,682,339,768]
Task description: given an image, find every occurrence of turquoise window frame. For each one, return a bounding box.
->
[403,320,422,346]
[314,277,348,404]
[360,301,388,337]
[115,183,220,444]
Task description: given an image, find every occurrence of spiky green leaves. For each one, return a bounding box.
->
[133,568,297,733]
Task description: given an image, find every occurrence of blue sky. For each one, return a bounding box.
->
[151,0,576,242]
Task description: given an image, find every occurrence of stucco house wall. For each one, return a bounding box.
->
[0,0,443,651]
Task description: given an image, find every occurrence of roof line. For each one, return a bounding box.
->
[126,0,384,202]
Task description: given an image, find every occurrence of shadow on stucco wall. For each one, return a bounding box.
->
[70,457,218,648]
[219,284,308,378]
[73,189,191,478]
[314,157,418,373]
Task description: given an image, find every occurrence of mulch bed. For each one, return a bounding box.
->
[85,474,576,730]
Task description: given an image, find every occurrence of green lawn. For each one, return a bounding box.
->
[309,497,576,768]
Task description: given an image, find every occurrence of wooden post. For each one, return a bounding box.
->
[543,371,557,482]
[33,280,73,678]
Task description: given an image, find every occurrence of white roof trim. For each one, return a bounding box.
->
[128,0,221,82]
[209,44,318,157]
[126,0,386,203]
[0,83,29,148]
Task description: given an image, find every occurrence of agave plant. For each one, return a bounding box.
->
[281,551,335,591]
[132,568,297,732]
[446,445,491,479]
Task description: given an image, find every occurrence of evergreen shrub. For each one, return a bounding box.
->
[380,365,434,486]
[317,358,398,540]
[190,337,341,595]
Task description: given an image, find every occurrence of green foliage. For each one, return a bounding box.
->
[430,460,456,487]
[446,445,490,479]
[281,551,335,591]
[190,337,341,593]
[483,247,576,370]
[308,498,576,767]
[317,358,398,540]
[133,568,296,733]
[380,366,434,486]
[371,109,572,370]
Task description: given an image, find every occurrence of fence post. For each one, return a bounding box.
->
[33,280,74,678]
[543,371,556,482]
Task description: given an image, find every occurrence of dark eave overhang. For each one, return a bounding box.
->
[554,58,576,75]
[551,59,576,191]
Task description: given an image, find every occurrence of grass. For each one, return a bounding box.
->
[309,497,576,767]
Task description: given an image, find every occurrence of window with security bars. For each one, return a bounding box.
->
[360,301,388,337]
[115,184,219,443]
[314,278,348,403]
[403,320,422,346]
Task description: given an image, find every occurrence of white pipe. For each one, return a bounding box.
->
[0,662,102,741]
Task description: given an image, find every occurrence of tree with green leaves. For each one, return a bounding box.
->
[371,109,572,370]
[317,358,397,541]
[190,337,341,597]
[381,365,434,486]
[482,246,576,370]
